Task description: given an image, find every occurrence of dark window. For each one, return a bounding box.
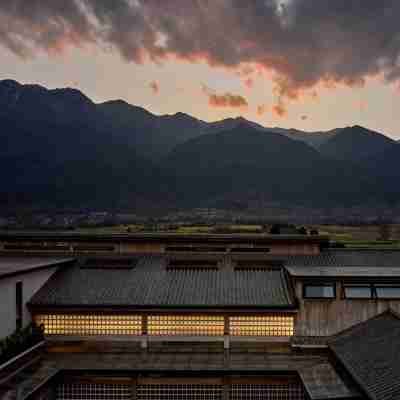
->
[230,247,270,253]
[343,284,373,299]
[303,283,335,299]
[16,281,23,329]
[81,258,137,270]
[375,285,400,299]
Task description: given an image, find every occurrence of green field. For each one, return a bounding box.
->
[75,223,400,248]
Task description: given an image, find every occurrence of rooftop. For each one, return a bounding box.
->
[0,257,75,279]
[285,249,400,278]
[29,255,296,309]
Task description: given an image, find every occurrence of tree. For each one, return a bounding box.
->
[379,224,391,241]
[297,226,307,235]
[269,224,281,234]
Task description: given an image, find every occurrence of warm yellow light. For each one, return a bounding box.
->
[148,315,224,336]
[34,314,142,336]
[229,315,294,336]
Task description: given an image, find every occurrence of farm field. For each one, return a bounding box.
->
[76,223,400,248]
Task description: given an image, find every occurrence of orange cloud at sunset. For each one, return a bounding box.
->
[202,85,248,109]
[149,80,159,94]
[272,102,287,118]
[354,99,367,110]
[243,78,253,89]
[256,104,267,116]
[208,93,248,109]
[3,0,400,104]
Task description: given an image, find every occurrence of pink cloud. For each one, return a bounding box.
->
[149,80,159,94]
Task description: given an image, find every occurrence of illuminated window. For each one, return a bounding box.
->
[34,314,142,336]
[229,315,294,336]
[58,383,131,400]
[342,284,373,299]
[137,384,223,399]
[303,283,335,299]
[231,384,305,400]
[148,315,224,336]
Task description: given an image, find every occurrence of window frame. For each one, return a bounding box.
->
[374,284,400,300]
[341,283,375,299]
[302,282,336,299]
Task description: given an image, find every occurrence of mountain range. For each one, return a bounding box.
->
[1,79,399,210]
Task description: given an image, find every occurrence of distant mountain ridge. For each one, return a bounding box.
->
[0,79,399,209]
[318,125,397,162]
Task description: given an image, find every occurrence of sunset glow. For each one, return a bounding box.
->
[0,1,399,137]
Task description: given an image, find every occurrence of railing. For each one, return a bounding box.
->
[0,341,46,387]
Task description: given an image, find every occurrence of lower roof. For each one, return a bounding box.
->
[12,347,348,400]
[299,362,361,400]
[329,310,400,400]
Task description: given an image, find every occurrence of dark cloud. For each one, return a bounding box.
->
[2,1,400,100]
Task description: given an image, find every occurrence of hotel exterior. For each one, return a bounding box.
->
[0,232,400,399]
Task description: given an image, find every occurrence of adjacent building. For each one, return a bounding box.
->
[0,257,74,339]
[0,232,399,399]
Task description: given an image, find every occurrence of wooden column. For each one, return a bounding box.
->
[141,315,148,349]
[224,315,230,350]
[131,376,137,400]
[222,375,230,400]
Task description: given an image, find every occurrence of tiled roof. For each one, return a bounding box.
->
[285,250,400,278]
[329,310,400,400]
[29,255,295,308]
[0,257,75,279]
[284,250,400,268]
[299,362,361,400]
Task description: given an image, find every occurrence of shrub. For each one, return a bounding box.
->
[0,322,44,365]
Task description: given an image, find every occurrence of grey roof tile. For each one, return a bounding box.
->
[329,310,400,400]
[299,362,361,400]
[284,250,400,278]
[30,255,295,308]
[284,250,400,268]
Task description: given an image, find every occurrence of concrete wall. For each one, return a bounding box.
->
[294,280,400,336]
[0,267,58,339]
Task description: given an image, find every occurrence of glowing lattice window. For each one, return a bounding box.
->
[57,383,131,400]
[34,314,142,336]
[148,315,224,336]
[137,384,222,399]
[231,384,305,400]
[229,315,294,336]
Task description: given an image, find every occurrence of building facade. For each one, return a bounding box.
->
[0,257,74,339]
[0,233,399,399]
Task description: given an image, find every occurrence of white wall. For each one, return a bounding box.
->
[0,267,58,340]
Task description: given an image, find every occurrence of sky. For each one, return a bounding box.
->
[1,0,400,138]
